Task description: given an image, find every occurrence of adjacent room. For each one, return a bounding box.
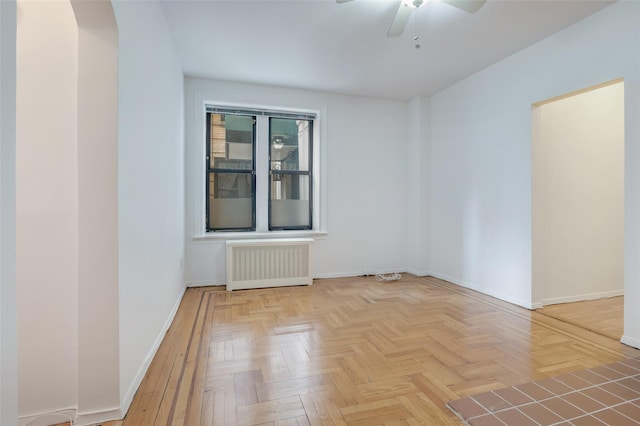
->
[532,81,626,341]
[1,0,639,425]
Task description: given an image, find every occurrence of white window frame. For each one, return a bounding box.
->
[196,102,327,240]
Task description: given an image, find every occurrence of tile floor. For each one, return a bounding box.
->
[448,357,640,425]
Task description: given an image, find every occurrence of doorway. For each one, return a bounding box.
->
[532,80,624,337]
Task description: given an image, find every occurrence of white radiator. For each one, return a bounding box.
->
[225,238,313,291]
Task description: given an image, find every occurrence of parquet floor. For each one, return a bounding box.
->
[536,296,624,341]
[104,276,640,426]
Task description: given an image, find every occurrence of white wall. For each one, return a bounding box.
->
[72,0,120,418]
[185,78,408,285]
[622,10,640,349]
[17,2,121,423]
[0,1,17,424]
[113,0,186,410]
[406,96,430,276]
[426,1,640,347]
[16,1,80,419]
[533,82,624,306]
[15,1,184,422]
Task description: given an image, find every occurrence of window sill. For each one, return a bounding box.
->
[192,230,327,241]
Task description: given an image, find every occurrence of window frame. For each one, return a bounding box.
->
[203,105,320,235]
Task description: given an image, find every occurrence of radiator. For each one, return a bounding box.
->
[225,238,313,291]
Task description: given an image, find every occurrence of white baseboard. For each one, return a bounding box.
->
[313,271,362,279]
[19,410,75,426]
[531,301,544,309]
[74,406,124,426]
[21,401,125,426]
[538,289,624,307]
[621,334,640,349]
[187,279,225,287]
[406,268,429,277]
[313,269,407,280]
[428,272,535,309]
[118,285,187,420]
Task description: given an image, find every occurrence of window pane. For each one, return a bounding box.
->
[208,172,254,230]
[270,118,310,172]
[209,113,254,170]
[270,174,310,229]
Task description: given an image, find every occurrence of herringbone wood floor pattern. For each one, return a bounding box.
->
[536,296,624,340]
[106,276,640,426]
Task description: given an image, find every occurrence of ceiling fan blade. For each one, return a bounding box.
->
[441,0,486,13]
[387,2,413,37]
[336,0,355,3]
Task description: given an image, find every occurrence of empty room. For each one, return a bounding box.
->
[1,0,640,425]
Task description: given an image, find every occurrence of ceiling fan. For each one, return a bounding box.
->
[337,0,487,37]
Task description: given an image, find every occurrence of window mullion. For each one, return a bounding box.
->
[255,116,269,232]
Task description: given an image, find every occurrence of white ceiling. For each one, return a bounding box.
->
[159,0,614,101]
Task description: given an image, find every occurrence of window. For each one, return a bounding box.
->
[206,113,255,231]
[205,106,315,232]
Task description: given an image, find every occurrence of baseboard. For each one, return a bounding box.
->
[187,279,225,287]
[406,268,429,277]
[621,334,640,349]
[428,272,534,309]
[539,289,624,307]
[313,271,362,279]
[19,409,75,426]
[531,301,544,309]
[118,285,187,421]
[22,405,126,426]
[313,269,407,280]
[74,406,125,426]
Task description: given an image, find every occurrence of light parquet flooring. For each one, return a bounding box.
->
[104,276,639,426]
[536,296,624,341]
